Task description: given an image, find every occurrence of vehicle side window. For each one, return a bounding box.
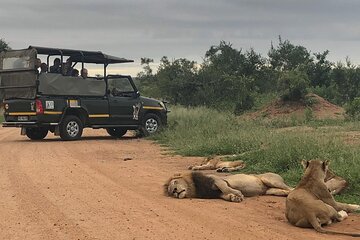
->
[108,78,135,97]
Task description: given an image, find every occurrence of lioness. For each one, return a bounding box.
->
[188,156,246,172]
[165,171,293,202]
[285,159,360,237]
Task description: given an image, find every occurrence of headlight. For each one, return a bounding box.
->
[159,101,166,109]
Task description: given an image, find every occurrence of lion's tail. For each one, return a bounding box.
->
[309,216,360,237]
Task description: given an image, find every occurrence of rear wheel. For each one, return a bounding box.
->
[26,127,48,140]
[106,128,127,138]
[60,115,83,141]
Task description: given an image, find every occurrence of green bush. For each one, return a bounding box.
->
[277,69,310,101]
[345,97,360,120]
[233,94,254,115]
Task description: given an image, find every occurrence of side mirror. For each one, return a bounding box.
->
[134,91,140,98]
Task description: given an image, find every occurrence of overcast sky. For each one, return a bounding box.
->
[1,0,360,76]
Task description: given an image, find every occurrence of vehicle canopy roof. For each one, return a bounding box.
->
[30,46,134,64]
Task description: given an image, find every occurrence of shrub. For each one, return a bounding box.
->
[277,69,310,101]
[344,97,360,120]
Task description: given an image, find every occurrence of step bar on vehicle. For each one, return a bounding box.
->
[2,122,59,127]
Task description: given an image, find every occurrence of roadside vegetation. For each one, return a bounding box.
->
[152,106,360,205]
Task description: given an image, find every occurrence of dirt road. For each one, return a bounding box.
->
[0,128,359,240]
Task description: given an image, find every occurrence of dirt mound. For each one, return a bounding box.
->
[248,94,344,120]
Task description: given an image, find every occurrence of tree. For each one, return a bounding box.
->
[156,57,199,105]
[307,50,332,87]
[268,36,312,71]
[0,38,10,52]
[204,41,247,76]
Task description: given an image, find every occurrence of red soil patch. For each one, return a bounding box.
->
[248,94,344,120]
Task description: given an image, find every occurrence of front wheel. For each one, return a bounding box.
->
[26,127,48,140]
[59,115,83,141]
[140,113,162,136]
[106,128,127,138]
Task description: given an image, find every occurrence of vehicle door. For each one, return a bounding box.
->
[107,76,141,125]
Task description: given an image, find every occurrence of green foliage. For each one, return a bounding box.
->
[268,36,312,71]
[153,106,360,204]
[304,107,314,122]
[344,97,360,120]
[277,69,310,101]
[0,38,10,52]
[304,94,318,107]
[152,106,263,156]
[307,50,332,87]
[136,36,360,115]
[156,57,198,105]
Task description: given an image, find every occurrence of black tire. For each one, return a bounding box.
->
[140,113,162,136]
[26,127,48,140]
[59,115,83,141]
[106,128,127,138]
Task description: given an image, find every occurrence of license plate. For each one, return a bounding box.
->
[18,116,28,121]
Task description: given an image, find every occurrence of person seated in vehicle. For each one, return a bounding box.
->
[35,58,41,73]
[49,58,62,73]
[111,87,121,96]
[62,58,73,76]
[81,68,88,79]
[40,63,48,74]
[71,69,79,77]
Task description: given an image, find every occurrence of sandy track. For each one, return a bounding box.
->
[0,128,359,240]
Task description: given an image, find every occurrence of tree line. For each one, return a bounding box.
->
[137,36,360,115]
[2,37,360,115]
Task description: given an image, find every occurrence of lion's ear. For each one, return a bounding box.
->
[301,160,309,169]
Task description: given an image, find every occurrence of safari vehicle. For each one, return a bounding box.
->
[0,46,168,140]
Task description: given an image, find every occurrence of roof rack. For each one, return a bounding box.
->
[29,46,134,64]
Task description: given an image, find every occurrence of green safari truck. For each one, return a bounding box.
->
[0,46,168,140]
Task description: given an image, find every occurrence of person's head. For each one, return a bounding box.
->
[40,63,47,73]
[54,58,60,67]
[81,68,88,78]
[66,58,72,66]
[72,69,79,77]
[35,58,41,68]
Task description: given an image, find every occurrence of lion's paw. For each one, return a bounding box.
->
[349,204,360,212]
[216,167,229,172]
[338,210,348,221]
[229,193,244,202]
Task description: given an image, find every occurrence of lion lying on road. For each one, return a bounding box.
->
[165,171,293,202]
[285,160,360,237]
[188,156,246,172]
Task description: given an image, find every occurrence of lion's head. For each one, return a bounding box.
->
[301,159,329,181]
[164,173,196,199]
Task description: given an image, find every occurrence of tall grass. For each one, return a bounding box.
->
[153,105,360,204]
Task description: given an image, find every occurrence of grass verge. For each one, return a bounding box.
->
[153,105,360,205]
